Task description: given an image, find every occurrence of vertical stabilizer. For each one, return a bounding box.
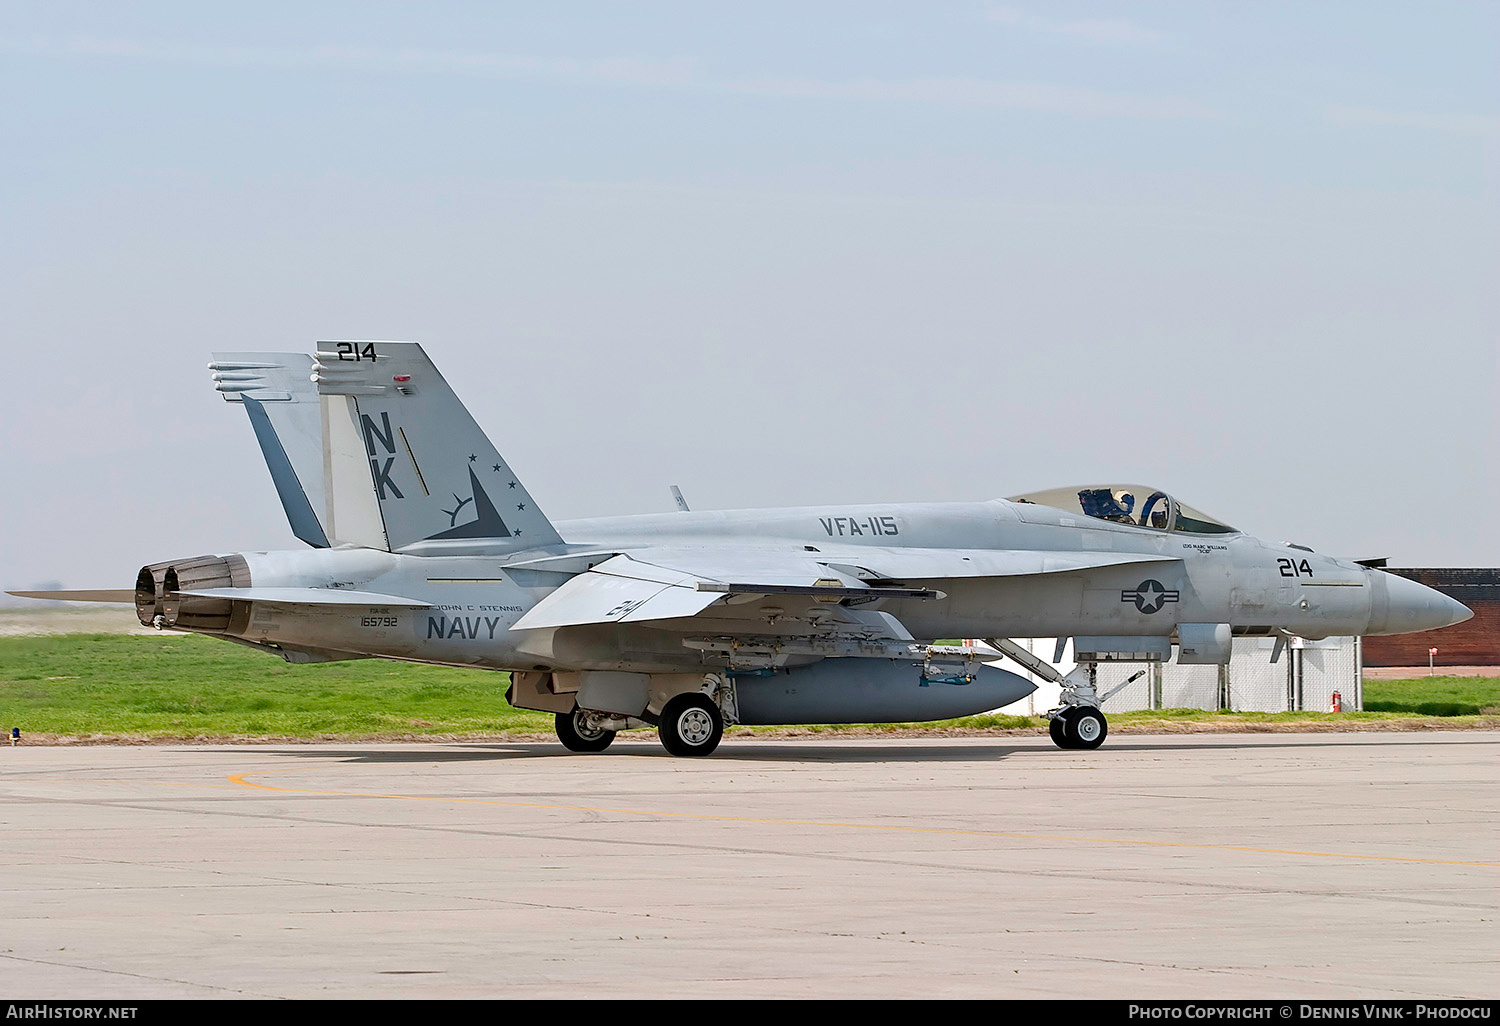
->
[320,392,391,550]
[210,353,332,548]
[312,342,563,552]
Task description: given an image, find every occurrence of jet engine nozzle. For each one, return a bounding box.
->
[134,563,169,626]
[137,554,252,633]
[1366,571,1472,637]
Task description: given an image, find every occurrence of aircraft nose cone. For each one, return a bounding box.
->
[1367,571,1473,636]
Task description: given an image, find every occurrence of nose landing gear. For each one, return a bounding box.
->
[984,638,1125,752]
[1049,704,1108,750]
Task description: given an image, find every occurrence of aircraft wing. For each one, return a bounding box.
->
[508,547,1180,632]
[508,551,887,631]
[509,555,740,631]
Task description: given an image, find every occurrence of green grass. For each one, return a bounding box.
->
[1,634,1496,740]
[1363,675,1500,717]
[0,633,550,739]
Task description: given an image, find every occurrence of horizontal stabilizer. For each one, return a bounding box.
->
[176,588,431,607]
[6,590,136,604]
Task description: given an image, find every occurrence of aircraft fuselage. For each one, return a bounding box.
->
[156,498,1461,675]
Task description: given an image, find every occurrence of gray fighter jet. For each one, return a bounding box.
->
[13,343,1471,755]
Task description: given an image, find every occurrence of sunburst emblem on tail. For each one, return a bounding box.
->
[442,494,473,526]
[427,469,513,540]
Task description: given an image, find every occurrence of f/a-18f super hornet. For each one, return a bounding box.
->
[13,343,1471,755]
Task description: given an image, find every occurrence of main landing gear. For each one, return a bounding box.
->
[554,680,728,758]
[658,692,724,757]
[555,708,616,753]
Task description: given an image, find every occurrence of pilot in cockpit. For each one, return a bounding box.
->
[1079,487,1138,524]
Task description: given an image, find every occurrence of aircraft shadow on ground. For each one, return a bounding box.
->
[217,742,1034,764]
[1087,734,1497,753]
[184,732,1491,766]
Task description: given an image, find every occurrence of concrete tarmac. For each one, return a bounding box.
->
[1,732,1495,1000]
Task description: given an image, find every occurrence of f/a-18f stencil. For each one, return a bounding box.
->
[13,343,1470,755]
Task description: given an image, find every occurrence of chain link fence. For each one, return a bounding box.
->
[982,636,1361,714]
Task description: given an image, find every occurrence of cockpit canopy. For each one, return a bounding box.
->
[1008,484,1238,535]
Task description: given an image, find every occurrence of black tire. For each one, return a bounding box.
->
[658,693,723,757]
[1048,715,1072,749]
[556,709,615,753]
[1065,706,1108,750]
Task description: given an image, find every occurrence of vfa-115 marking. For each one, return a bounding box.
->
[12,344,1471,756]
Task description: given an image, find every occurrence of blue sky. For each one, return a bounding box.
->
[2,2,1496,588]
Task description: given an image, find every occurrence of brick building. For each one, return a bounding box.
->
[1362,568,1500,666]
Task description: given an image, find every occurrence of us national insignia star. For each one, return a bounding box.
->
[1121,579,1179,614]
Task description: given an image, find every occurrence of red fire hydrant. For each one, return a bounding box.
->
[1329,691,1342,713]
